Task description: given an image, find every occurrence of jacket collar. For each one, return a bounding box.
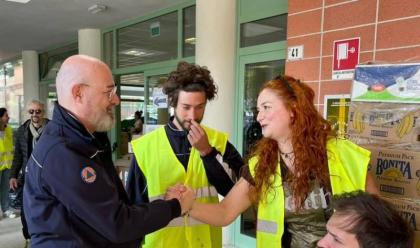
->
[51,101,108,158]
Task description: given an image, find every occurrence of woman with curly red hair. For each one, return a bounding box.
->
[183,75,378,247]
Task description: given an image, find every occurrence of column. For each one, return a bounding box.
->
[196,1,237,246]
[196,0,236,138]
[22,50,39,107]
[78,29,102,59]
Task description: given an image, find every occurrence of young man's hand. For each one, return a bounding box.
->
[187,120,212,156]
[9,178,19,191]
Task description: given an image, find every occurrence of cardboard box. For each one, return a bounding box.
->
[351,63,420,103]
[365,145,420,199]
[415,231,420,248]
[347,101,420,145]
[120,132,129,155]
[382,197,420,234]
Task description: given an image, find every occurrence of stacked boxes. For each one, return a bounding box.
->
[382,197,420,247]
[348,63,420,244]
[365,144,420,199]
[347,102,420,145]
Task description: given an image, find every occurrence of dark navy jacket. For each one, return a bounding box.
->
[24,103,180,248]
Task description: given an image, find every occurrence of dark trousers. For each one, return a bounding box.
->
[21,203,30,239]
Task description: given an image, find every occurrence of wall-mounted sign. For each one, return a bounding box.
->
[332,37,360,80]
[287,45,304,60]
[152,88,167,108]
[150,22,160,37]
[324,94,351,138]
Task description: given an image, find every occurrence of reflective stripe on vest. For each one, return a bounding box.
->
[149,185,218,202]
[0,126,14,171]
[257,219,277,234]
[0,151,14,157]
[149,185,218,227]
[167,215,206,227]
[132,125,228,248]
[250,138,370,248]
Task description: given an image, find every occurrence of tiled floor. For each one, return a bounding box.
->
[0,216,28,248]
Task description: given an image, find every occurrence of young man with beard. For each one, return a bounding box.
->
[127,61,243,248]
[23,55,195,248]
[9,100,49,243]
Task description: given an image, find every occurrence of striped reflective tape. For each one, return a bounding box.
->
[0,160,13,166]
[196,185,218,198]
[0,151,14,156]
[149,186,218,202]
[167,216,206,227]
[257,219,277,234]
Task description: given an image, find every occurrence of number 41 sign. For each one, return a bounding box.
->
[287,45,304,60]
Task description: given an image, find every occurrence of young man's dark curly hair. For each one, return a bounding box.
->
[332,191,414,248]
[163,61,218,107]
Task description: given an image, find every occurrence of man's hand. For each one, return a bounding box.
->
[187,120,212,156]
[165,184,186,201]
[9,178,18,191]
[166,184,196,215]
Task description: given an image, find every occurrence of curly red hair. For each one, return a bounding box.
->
[249,75,334,210]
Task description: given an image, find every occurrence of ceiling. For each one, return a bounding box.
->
[0,0,186,64]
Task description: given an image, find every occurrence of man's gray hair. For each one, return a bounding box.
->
[26,99,45,110]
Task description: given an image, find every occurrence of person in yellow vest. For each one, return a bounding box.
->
[182,75,379,247]
[0,107,15,219]
[128,61,243,248]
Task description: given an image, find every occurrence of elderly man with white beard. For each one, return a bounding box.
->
[23,55,195,248]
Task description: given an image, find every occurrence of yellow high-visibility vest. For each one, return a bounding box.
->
[132,125,228,248]
[0,126,14,171]
[249,138,370,247]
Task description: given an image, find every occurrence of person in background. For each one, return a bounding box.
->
[9,100,49,242]
[178,75,378,247]
[0,107,15,219]
[23,55,195,248]
[317,191,414,248]
[127,61,243,248]
[130,110,143,135]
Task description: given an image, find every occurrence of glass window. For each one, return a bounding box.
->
[183,6,196,57]
[39,83,57,120]
[241,59,285,238]
[120,73,145,132]
[119,73,145,156]
[103,31,114,69]
[117,12,178,67]
[240,14,287,48]
[39,43,78,81]
[146,74,169,126]
[0,60,24,128]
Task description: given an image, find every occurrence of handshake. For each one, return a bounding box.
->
[165,184,196,216]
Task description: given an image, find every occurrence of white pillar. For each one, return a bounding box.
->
[196,0,236,138]
[78,29,102,59]
[196,1,237,246]
[22,50,39,107]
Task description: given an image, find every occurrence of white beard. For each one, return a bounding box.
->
[88,107,115,132]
